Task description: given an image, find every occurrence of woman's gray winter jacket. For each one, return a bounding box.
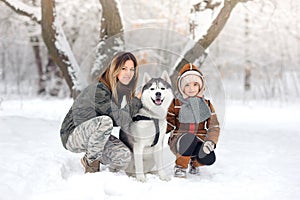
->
[60,82,142,149]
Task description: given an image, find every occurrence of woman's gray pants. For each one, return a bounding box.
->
[66,116,132,170]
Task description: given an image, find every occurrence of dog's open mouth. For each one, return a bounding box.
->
[152,97,164,105]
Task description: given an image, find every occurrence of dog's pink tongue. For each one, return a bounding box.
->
[155,99,162,105]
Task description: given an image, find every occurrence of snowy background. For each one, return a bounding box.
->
[0,98,299,200]
[1,0,299,99]
[1,0,300,199]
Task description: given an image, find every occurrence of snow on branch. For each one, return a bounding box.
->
[0,0,41,23]
[53,19,84,91]
[41,0,83,96]
[171,0,252,79]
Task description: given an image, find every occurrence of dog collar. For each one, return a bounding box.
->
[132,115,151,121]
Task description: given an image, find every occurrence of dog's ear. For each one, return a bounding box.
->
[161,71,171,85]
[142,72,151,86]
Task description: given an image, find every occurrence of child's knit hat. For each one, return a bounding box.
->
[177,63,205,98]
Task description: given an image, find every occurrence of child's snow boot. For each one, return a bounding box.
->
[174,165,187,178]
[189,165,200,175]
[189,159,202,175]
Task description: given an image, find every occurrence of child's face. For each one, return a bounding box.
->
[183,81,201,97]
[117,60,135,85]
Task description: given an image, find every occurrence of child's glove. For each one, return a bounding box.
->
[202,140,215,154]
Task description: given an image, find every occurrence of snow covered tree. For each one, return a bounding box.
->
[172,0,253,81]
[90,0,124,82]
[0,0,123,98]
[41,0,81,97]
[1,0,257,98]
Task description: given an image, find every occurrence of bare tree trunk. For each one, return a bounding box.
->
[31,36,46,94]
[45,56,64,96]
[91,0,124,81]
[28,0,45,95]
[244,65,251,91]
[41,0,79,98]
[1,49,7,94]
[99,0,123,41]
[244,11,251,92]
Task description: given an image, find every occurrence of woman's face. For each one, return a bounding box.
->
[183,81,201,97]
[117,60,135,85]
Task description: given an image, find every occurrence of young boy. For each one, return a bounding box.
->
[167,63,220,178]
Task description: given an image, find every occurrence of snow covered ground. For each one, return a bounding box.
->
[0,98,300,200]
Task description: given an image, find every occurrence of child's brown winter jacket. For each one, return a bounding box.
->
[166,63,220,168]
[167,98,220,155]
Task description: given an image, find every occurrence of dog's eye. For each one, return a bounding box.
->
[161,87,165,90]
[150,88,155,90]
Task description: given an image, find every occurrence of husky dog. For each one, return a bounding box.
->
[120,71,174,182]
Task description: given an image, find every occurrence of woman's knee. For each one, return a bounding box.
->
[95,116,113,129]
[102,136,132,169]
[90,116,114,137]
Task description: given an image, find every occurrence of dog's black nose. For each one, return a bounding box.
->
[155,92,161,97]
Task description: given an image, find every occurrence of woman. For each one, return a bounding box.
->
[60,52,142,173]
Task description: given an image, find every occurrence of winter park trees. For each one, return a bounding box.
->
[0,0,299,100]
[0,0,251,97]
[0,2,300,198]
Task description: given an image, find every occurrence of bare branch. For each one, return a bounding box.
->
[199,0,252,49]
[171,0,251,80]
[193,0,222,11]
[285,25,300,40]
[0,0,41,23]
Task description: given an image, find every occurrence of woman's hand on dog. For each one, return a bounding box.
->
[136,91,142,99]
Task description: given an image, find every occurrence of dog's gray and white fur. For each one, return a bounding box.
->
[120,71,174,182]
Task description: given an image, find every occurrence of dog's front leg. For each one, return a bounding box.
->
[153,145,170,181]
[133,144,146,182]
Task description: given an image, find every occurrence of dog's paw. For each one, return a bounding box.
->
[158,171,171,181]
[159,175,171,181]
[136,174,147,182]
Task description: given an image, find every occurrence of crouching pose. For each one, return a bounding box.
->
[167,63,220,178]
[60,52,142,173]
